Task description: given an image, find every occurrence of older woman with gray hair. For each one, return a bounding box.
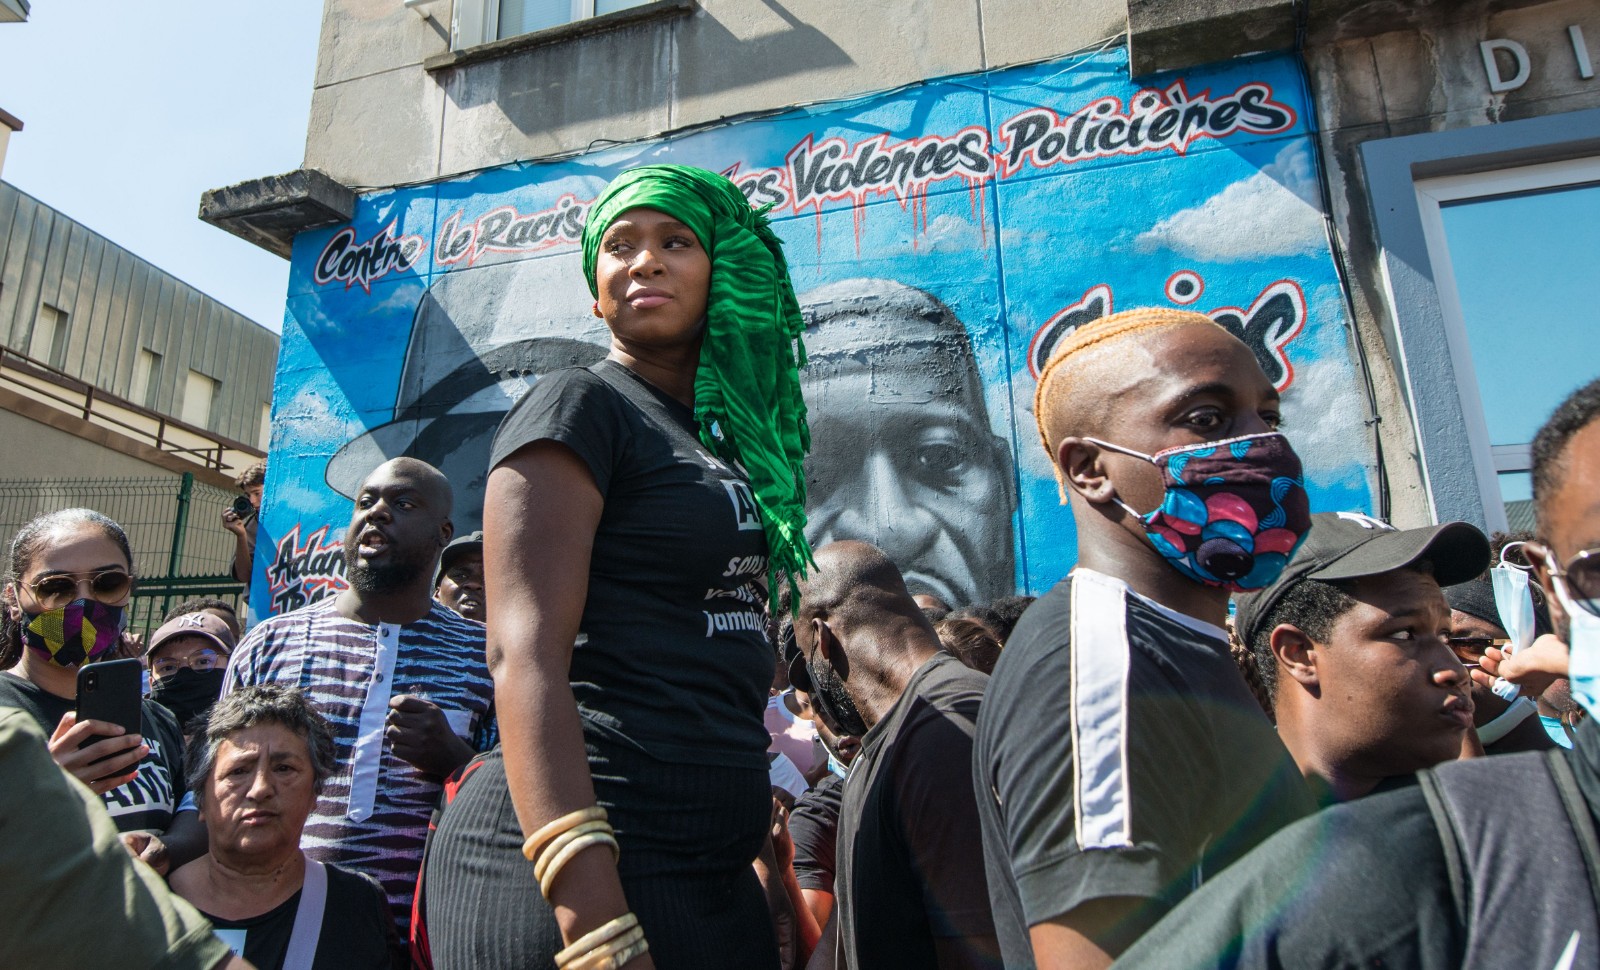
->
[169,685,401,970]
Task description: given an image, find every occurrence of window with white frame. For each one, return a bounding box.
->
[1413,156,1600,533]
[454,0,654,48]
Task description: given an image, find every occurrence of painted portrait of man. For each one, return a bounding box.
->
[799,278,1017,606]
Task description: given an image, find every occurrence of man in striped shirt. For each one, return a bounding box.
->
[973,310,1317,968]
[223,458,493,932]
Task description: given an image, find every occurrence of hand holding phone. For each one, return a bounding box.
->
[49,711,146,794]
[57,658,148,792]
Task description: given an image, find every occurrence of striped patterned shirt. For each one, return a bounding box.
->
[222,599,493,930]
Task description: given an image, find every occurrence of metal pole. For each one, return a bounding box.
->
[161,472,194,626]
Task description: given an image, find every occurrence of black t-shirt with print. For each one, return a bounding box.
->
[0,670,187,834]
[490,360,773,770]
[202,862,400,970]
[834,652,1000,970]
[972,570,1315,965]
[790,770,844,893]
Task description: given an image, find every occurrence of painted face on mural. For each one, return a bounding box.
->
[800,279,1015,607]
[595,207,711,354]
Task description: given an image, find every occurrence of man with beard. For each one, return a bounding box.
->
[793,540,999,970]
[222,458,494,933]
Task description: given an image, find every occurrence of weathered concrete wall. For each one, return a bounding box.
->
[304,0,1127,188]
[1302,0,1600,526]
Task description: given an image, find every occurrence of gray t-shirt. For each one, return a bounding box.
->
[490,360,773,770]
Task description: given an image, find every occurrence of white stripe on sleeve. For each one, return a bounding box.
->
[1070,572,1134,850]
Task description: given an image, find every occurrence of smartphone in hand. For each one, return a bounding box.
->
[76,658,144,754]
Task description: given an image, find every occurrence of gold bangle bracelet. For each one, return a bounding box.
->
[522,806,608,862]
[534,820,614,885]
[554,913,639,968]
[538,832,621,901]
[565,928,647,970]
[575,935,650,970]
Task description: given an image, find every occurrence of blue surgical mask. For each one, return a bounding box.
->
[1490,553,1538,702]
[1552,572,1600,719]
[1541,714,1575,749]
[827,751,848,779]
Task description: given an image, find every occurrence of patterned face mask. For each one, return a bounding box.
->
[1087,431,1313,592]
[23,598,127,668]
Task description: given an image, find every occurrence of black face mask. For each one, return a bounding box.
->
[149,668,226,733]
[807,654,869,739]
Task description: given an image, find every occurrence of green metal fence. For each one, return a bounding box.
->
[0,474,246,637]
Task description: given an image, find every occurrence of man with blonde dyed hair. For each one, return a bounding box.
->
[972,308,1317,969]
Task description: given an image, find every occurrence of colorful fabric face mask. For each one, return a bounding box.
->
[23,598,127,668]
[1087,431,1312,592]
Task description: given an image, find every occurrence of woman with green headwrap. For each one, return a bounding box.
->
[422,166,812,970]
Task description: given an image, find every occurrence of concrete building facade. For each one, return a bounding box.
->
[206,0,1600,613]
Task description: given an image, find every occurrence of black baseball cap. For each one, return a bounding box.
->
[435,531,484,586]
[1234,512,1490,646]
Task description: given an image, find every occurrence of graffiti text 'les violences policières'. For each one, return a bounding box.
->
[310,79,1296,293]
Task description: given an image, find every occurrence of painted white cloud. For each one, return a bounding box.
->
[274,387,357,450]
[1134,142,1326,261]
[920,213,985,253]
[1280,347,1379,502]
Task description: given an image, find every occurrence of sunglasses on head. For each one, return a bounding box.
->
[23,569,135,610]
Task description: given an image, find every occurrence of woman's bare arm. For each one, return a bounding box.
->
[485,442,652,967]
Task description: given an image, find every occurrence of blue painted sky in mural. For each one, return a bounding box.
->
[261,46,1378,613]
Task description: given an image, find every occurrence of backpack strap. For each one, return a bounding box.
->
[1419,768,1470,928]
[1548,749,1600,909]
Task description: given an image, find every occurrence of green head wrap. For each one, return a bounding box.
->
[582,164,814,602]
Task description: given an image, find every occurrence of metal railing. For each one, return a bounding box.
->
[0,345,265,475]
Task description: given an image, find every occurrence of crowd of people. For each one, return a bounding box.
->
[4,164,1599,970]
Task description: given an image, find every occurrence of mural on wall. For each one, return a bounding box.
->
[259,46,1377,616]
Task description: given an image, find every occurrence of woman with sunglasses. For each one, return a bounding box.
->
[1,508,203,876]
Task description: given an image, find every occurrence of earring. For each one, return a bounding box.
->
[591,301,602,318]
